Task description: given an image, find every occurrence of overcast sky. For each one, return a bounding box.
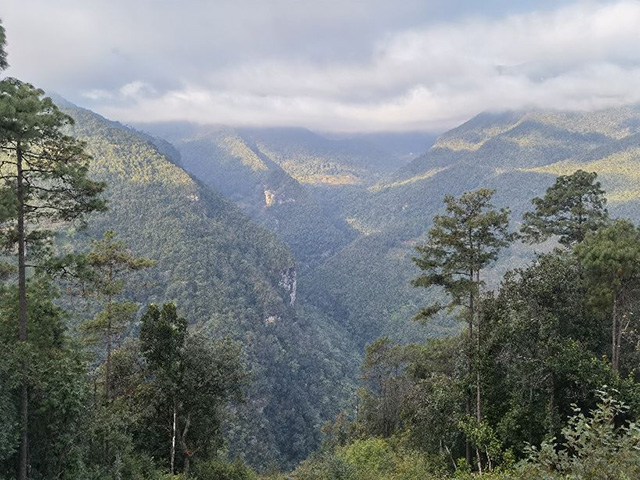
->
[1,0,639,133]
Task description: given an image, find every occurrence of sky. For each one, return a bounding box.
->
[1,0,640,133]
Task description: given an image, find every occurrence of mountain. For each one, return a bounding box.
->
[55,100,359,469]
[134,124,437,272]
[142,107,640,353]
[136,123,362,269]
[135,123,443,346]
[306,107,640,348]
[234,127,424,185]
[56,98,640,471]
[358,107,640,233]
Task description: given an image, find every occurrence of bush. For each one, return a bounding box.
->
[192,458,257,480]
[293,452,356,480]
[519,391,640,479]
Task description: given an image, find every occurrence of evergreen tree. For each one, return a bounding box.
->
[81,230,153,401]
[0,79,105,479]
[0,277,90,479]
[412,188,512,470]
[140,303,187,474]
[521,170,608,246]
[575,219,640,373]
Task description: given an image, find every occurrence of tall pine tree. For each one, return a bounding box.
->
[0,79,105,479]
[80,230,153,402]
[412,188,512,470]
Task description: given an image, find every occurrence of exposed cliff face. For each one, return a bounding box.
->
[264,189,276,207]
[279,266,297,306]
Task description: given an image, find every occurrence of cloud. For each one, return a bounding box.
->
[2,0,640,132]
[119,81,155,98]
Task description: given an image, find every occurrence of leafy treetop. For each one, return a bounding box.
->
[520,170,608,246]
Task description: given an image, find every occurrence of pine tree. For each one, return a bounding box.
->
[521,170,608,246]
[0,20,7,71]
[575,219,640,373]
[412,188,512,470]
[0,79,105,479]
[81,230,153,401]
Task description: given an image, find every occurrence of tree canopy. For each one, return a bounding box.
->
[520,170,608,246]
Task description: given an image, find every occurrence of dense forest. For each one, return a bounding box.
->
[3,15,640,480]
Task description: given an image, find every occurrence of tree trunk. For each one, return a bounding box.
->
[180,413,191,477]
[548,373,555,437]
[616,308,630,375]
[612,293,619,372]
[475,271,482,427]
[171,400,176,474]
[471,270,482,423]
[466,269,474,466]
[476,370,483,473]
[473,269,483,473]
[105,290,112,402]
[17,144,28,480]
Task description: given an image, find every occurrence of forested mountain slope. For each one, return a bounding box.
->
[235,127,415,185]
[137,124,358,269]
[132,107,640,386]
[307,107,640,348]
[55,100,359,469]
[135,123,440,346]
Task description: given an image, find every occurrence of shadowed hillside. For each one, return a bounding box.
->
[304,107,640,348]
[54,99,360,469]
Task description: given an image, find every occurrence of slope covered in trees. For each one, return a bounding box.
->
[52,99,360,469]
[140,108,640,354]
[302,107,640,349]
[281,177,640,480]
[136,124,447,346]
[137,124,357,269]
[138,107,640,355]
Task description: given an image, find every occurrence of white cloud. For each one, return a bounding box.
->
[119,81,155,98]
[3,0,640,132]
[82,89,113,101]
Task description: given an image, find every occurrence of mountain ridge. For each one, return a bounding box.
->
[54,97,360,469]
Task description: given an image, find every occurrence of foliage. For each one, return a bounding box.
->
[0,79,106,252]
[52,99,359,469]
[309,181,640,479]
[575,219,640,373]
[0,278,92,479]
[358,338,409,438]
[80,230,154,399]
[191,457,258,480]
[292,437,449,480]
[521,170,609,245]
[138,303,248,475]
[412,188,513,321]
[520,392,640,479]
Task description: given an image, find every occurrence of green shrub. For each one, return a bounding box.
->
[519,392,640,479]
[192,458,258,480]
